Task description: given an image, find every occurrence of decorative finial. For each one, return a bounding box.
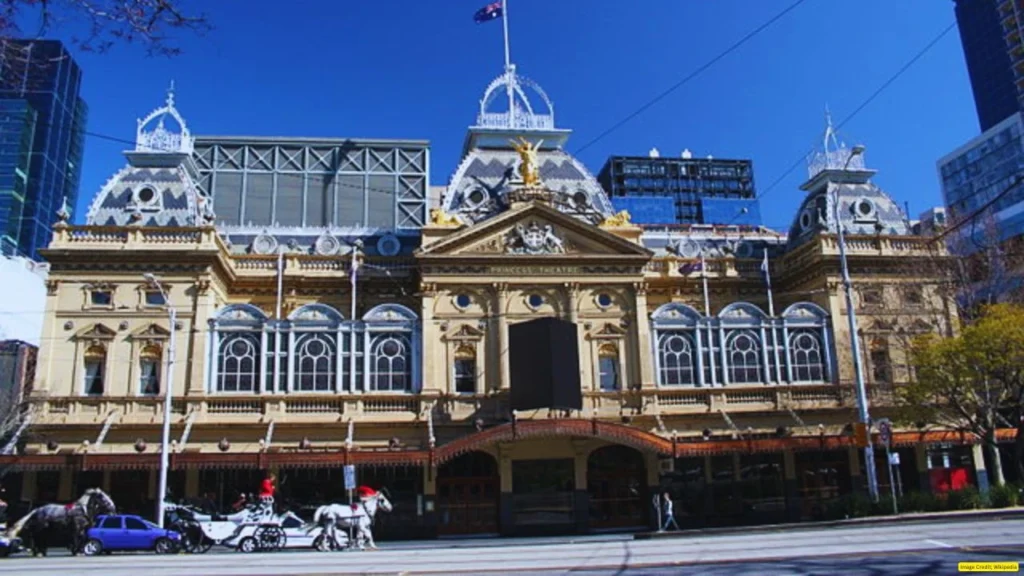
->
[56,196,71,223]
[136,83,193,154]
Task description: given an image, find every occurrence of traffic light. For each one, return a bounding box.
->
[854,422,868,448]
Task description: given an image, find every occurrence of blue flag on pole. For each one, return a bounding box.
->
[474,1,503,23]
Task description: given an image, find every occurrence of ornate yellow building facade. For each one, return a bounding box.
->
[2,73,975,537]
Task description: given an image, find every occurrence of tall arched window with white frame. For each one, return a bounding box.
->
[362,303,419,393]
[781,302,833,384]
[789,330,824,382]
[727,330,762,384]
[217,333,260,392]
[657,332,696,386]
[210,304,268,394]
[294,333,336,392]
[650,302,705,387]
[370,334,411,391]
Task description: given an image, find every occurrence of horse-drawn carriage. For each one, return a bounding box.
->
[164,486,393,553]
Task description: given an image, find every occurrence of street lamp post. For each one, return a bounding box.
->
[144,273,176,527]
[833,145,880,502]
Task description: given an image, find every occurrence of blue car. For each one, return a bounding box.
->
[84,515,181,555]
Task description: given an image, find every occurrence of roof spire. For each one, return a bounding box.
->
[807,104,866,179]
[167,79,176,108]
[135,82,193,154]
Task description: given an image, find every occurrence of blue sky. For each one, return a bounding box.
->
[66,0,974,231]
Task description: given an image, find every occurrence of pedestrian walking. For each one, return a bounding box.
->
[662,492,680,531]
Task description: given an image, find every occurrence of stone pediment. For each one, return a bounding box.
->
[443,324,486,342]
[130,323,171,341]
[74,323,117,341]
[586,322,627,340]
[417,201,651,259]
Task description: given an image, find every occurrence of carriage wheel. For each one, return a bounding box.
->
[237,537,258,553]
[255,526,286,551]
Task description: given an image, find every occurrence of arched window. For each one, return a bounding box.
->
[370,334,411,392]
[295,333,336,392]
[218,333,260,392]
[598,343,620,391]
[870,338,891,383]
[363,303,418,393]
[83,345,106,396]
[658,332,695,386]
[789,331,823,382]
[139,345,162,395]
[727,331,762,384]
[453,346,476,394]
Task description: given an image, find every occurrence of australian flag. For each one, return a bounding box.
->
[474,1,503,23]
[679,261,703,275]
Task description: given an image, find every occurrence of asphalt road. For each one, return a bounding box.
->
[0,518,1021,575]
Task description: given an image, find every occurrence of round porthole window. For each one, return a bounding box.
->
[137,187,156,204]
[528,294,544,309]
[596,293,613,308]
[455,294,471,309]
[799,209,813,231]
[572,190,589,207]
[467,188,487,207]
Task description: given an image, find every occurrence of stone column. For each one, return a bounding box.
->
[972,444,990,495]
[185,469,199,498]
[420,283,441,393]
[634,282,656,389]
[422,464,437,537]
[783,450,800,522]
[572,439,590,534]
[57,469,72,500]
[498,446,513,535]
[848,446,864,494]
[644,451,661,531]
[21,472,36,501]
[915,444,931,493]
[188,279,215,394]
[494,284,511,391]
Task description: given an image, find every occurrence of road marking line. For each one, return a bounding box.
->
[925,539,954,548]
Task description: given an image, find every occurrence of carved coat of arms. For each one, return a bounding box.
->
[504,221,565,254]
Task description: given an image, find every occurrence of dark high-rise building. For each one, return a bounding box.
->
[596,150,759,226]
[0,40,86,260]
[955,0,1019,131]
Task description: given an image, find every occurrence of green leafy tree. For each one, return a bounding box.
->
[900,304,1024,485]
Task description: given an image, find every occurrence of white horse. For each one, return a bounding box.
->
[309,490,392,550]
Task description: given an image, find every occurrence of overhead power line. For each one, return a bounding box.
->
[569,0,811,157]
[726,21,957,226]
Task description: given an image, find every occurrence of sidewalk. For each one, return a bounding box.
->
[634,506,1024,540]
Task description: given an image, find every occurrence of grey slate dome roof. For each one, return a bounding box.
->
[84,86,212,228]
[786,122,911,250]
[442,147,615,224]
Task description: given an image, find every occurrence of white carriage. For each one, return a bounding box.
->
[165,501,350,553]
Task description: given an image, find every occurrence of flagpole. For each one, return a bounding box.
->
[502,0,511,71]
[763,248,776,317]
[700,251,717,386]
[275,247,284,319]
[700,252,710,316]
[502,0,515,127]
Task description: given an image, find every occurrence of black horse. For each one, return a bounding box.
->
[9,488,116,556]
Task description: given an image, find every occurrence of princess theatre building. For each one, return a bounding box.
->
[0,67,990,538]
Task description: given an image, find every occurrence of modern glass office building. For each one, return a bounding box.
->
[596,152,760,226]
[956,0,1019,131]
[938,111,1024,251]
[0,40,87,260]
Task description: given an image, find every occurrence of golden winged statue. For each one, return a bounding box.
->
[600,210,633,228]
[429,208,463,227]
[510,137,543,186]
